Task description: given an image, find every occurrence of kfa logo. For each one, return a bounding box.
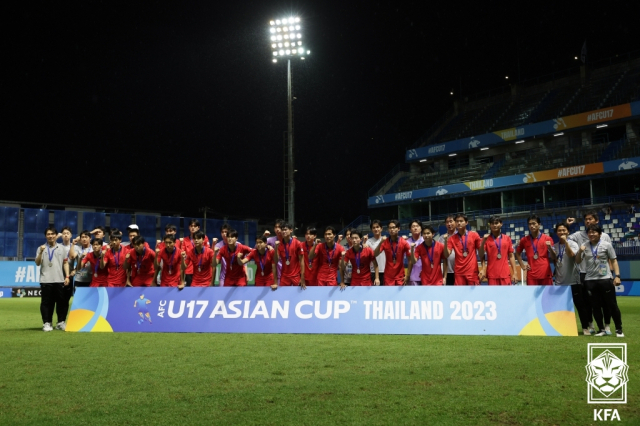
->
[586,343,628,404]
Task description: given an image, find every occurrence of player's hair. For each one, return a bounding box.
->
[454,213,468,222]
[163,234,176,242]
[554,222,569,233]
[193,230,205,240]
[274,219,285,229]
[370,219,382,230]
[165,224,177,232]
[220,223,230,232]
[423,225,437,234]
[527,214,541,224]
[586,224,602,234]
[110,228,123,240]
[189,219,200,228]
[444,214,456,223]
[583,210,600,222]
[351,229,363,238]
[306,227,317,236]
[128,228,140,237]
[409,220,423,232]
[228,229,239,238]
[324,226,336,235]
[61,226,72,233]
[44,225,58,236]
[255,234,267,243]
[132,235,146,246]
[94,226,106,234]
[80,230,92,238]
[488,215,502,224]
[92,238,103,246]
[282,222,293,230]
[388,219,400,228]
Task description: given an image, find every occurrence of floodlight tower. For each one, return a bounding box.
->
[269,16,309,228]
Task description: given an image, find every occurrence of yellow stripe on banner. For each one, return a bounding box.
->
[545,311,578,336]
[518,317,546,336]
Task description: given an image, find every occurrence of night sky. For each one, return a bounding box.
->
[7,1,638,229]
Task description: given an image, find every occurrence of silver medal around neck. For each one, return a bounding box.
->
[198,267,201,272]
[286,260,290,265]
[357,269,360,274]
[261,271,264,276]
[463,252,468,257]
[49,262,53,267]
[497,254,502,259]
[556,262,562,268]
[94,273,98,277]
[169,269,173,275]
[533,254,538,259]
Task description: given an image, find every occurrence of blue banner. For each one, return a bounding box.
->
[66,286,577,336]
[0,261,41,287]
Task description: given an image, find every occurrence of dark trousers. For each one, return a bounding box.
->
[40,283,68,324]
[580,272,611,325]
[570,284,590,329]
[586,279,622,330]
[370,272,384,285]
[445,273,455,286]
[185,274,193,287]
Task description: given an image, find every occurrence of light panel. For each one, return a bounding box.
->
[269,17,305,60]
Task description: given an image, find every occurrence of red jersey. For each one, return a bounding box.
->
[157,247,182,287]
[379,237,411,285]
[484,234,514,280]
[414,241,445,285]
[82,251,108,287]
[447,231,481,276]
[104,246,127,287]
[517,233,553,280]
[156,239,182,253]
[343,246,375,286]
[277,238,304,283]
[128,247,156,286]
[217,243,252,284]
[246,248,276,286]
[182,235,210,274]
[186,246,214,287]
[314,243,345,284]
[301,241,319,282]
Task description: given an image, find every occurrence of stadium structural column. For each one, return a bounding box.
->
[284,58,295,227]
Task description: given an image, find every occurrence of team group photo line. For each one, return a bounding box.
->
[35,211,624,336]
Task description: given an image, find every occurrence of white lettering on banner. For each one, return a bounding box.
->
[363,300,444,320]
[594,409,620,421]
[587,109,614,122]
[428,145,445,154]
[500,128,525,139]
[469,179,494,190]
[161,300,348,320]
[557,165,586,178]
[158,300,166,318]
[14,265,41,283]
[394,191,413,201]
[450,301,497,320]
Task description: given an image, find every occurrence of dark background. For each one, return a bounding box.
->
[5,1,638,228]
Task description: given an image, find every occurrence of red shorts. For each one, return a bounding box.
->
[317,279,337,286]
[279,276,301,286]
[527,277,552,285]
[225,277,247,286]
[488,278,511,285]
[454,275,479,285]
[254,280,274,287]
[305,279,318,286]
[384,277,405,286]
[350,279,372,286]
[421,281,443,286]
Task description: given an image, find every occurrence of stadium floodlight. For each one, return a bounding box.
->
[553,133,564,137]
[596,124,608,128]
[268,16,307,228]
[449,153,457,157]
[515,140,525,144]
[480,147,489,151]
[419,159,427,162]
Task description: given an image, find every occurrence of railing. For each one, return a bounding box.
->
[368,164,410,197]
[613,242,640,256]
[338,215,371,238]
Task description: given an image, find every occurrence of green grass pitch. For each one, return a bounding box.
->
[1,297,639,425]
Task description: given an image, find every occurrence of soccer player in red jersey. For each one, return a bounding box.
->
[443,214,483,285]
[155,224,182,252]
[239,234,277,289]
[340,230,376,288]
[124,236,156,287]
[274,223,305,288]
[181,231,216,287]
[155,234,183,288]
[301,227,319,286]
[409,225,444,285]
[515,214,555,285]
[213,228,252,286]
[478,216,517,285]
[373,220,411,285]
[438,215,457,285]
[182,219,210,287]
[81,239,109,287]
[103,229,127,287]
[309,226,345,286]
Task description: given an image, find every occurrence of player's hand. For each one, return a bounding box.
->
[580,245,586,252]
[374,277,380,286]
[402,235,408,240]
[483,233,490,240]
[64,277,70,286]
[545,241,551,247]
[181,251,187,259]
[362,235,369,245]
[315,238,320,245]
[525,263,531,271]
[126,280,132,287]
[270,283,278,291]
[340,283,347,291]
[442,234,449,241]
[156,247,161,254]
[212,238,218,244]
[72,236,80,244]
[410,242,416,249]
[178,281,186,289]
[156,239,161,245]
[300,278,306,290]
[125,253,130,259]
[264,231,271,236]
[566,217,576,225]
[40,244,47,252]
[267,245,274,251]
[559,235,567,243]
[101,249,107,257]
[511,274,518,284]
[214,246,220,253]
[179,238,184,242]
[337,235,343,243]
[403,276,409,286]
[613,276,621,285]
[478,271,485,281]
[381,236,387,241]
[275,240,280,246]
[341,251,346,258]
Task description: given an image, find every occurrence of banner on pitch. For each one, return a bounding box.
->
[66,286,577,336]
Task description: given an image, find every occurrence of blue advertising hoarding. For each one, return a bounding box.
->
[67,286,578,336]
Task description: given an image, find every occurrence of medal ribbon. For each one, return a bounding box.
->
[229,245,237,267]
[589,241,600,263]
[491,234,502,258]
[557,244,565,263]
[461,233,468,254]
[197,246,205,270]
[136,247,145,271]
[113,248,121,270]
[354,247,361,271]
[167,248,175,271]
[94,252,100,276]
[325,243,336,266]
[531,233,541,258]
[284,238,292,263]
[423,242,434,266]
[47,245,56,264]
[257,250,266,272]
[306,242,314,268]
[391,239,398,262]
